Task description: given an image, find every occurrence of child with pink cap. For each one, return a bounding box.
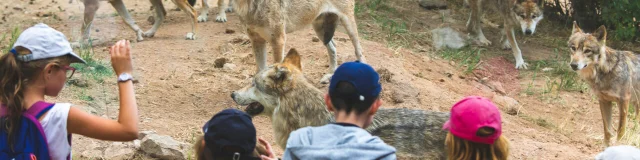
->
[442,96,510,160]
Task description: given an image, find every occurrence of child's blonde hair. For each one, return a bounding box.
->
[0,47,73,148]
[445,127,510,160]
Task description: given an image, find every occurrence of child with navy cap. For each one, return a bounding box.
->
[273,61,396,160]
[195,109,276,160]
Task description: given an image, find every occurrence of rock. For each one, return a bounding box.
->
[133,140,141,149]
[486,81,506,95]
[80,149,104,159]
[214,58,229,68]
[68,78,89,87]
[439,78,445,82]
[103,142,136,160]
[138,131,157,140]
[223,63,237,71]
[225,29,235,34]
[140,134,190,160]
[492,95,520,109]
[431,27,467,50]
[376,68,394,83]
[419,0,447,10]
[312,37,320,42]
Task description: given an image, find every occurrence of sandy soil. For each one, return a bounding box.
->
[1,0,635,159]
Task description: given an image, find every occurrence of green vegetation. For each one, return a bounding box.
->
[70,41,113,84]
[437,47,483,73]
[1,27,22,54]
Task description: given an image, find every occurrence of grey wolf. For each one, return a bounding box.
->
[569,22,640,147]
[234,0,365,83]
[198,0,235,22]
[231,48,450,158]
[74,0,200,45]
[465,0,544,69]
[194,109,271,160]
[595,145,640,160]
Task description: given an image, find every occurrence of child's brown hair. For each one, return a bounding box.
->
[445,127,510,160]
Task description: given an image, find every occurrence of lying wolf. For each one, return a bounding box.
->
[569,22,640,147]
[231,48,449,158]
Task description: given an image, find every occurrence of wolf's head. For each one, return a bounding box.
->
[231,48,303,117]
[568,21,608,71]
[513,0,543,35]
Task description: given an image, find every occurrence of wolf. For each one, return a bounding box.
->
[231,48,450,158]
[74,0,201,45]
[569,21,640,147]
[234,0,365,83]
[191,0,235,22]
[465,0,544,69]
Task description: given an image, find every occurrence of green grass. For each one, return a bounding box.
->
[438,47,483,73]
[355,0,417,48]
[523,47,587,97]
[70,41,113,84]
[1,27,22,54]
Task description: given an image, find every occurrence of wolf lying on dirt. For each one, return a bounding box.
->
[465,0,543,69]
[234,0,365,84]
[569,21,640,147]
[231,48,450,158]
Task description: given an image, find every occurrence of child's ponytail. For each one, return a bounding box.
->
[0,50,27,149]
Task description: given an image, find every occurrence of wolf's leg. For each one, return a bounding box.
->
[74,0,100,47]
[600,100,614,147]
[197,0,209,22]
[227,0,234,12]
[248,29,268,71]
[110,0,145,42]
[144,0,166,38]
[174,0,198,40]
[505,26,528,69]
[339,13,365,63]
[617,99,630,140]
[466,0,491,46]
[215,0,228,22]
[313,13,339,84]
[635,101,640,120]
[270,25,286,63]
[500,26,511,49]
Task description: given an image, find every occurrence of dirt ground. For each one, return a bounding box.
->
[1,0,637,159]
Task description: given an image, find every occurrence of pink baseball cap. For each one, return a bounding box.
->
[442,96,502,144]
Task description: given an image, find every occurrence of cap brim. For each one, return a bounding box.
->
[442,120,451,131]
[67,52,87,64]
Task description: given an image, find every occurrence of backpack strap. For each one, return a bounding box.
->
[25,101,55,119]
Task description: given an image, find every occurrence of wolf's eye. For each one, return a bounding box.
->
[570,46,576,51]
[584,49,591,53]
[519,15,525,18]
[531,15,536,19]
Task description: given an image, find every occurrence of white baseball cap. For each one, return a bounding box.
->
[11,23,86,64]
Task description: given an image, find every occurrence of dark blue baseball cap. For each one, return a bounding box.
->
[203,109,258,160]
[329,61,382,102]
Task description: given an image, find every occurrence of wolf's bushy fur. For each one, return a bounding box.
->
[232,49,449,159]
[569,22,640,147]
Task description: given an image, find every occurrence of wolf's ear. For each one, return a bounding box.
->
[593,25,607,43]
[271,66,290,83]
[283,48,302,70]
[572,21,582,34]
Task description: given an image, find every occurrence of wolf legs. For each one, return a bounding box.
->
[600,100,614,146]
[504,26,528,69]
[248,29,268,71]
[313,13,339,84]
[173,0,198,40]
[76,0,143,47]
[197,0,210,22]
[466,0,491,46]
[617,99,630,141]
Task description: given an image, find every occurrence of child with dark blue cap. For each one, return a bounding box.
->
[273,61,396,160]
[195,109,276,160]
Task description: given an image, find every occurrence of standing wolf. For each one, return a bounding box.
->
[569,21,640,147]
[234,0,365,83]
[465,0,543,69]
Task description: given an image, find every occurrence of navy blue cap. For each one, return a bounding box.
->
[329,61,382,101]
[203,109,257,160]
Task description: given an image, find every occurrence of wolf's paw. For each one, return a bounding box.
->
[502,40,511,50]
[515,61,528,69]
[186,32,196,40]
[198,14,208,22]
[143,31,156,38]
[216,14,228,22]
[477,37,492,46]
[320,74,333,84]
[226,7,234,12]
[136,31,144,42]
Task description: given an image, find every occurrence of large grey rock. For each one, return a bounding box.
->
[140,134,190,160]
[103,142,136,160]
[367,108,450,159]
[431,27,467,50]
